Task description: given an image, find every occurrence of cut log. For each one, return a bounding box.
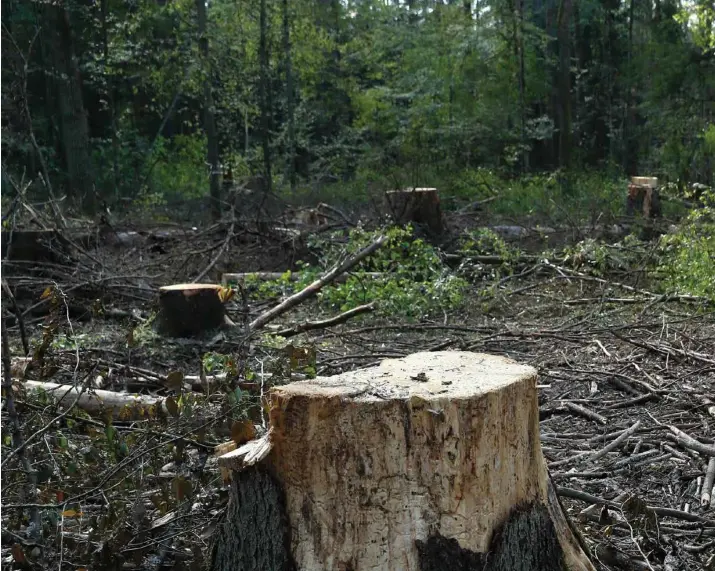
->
[154,283,232,337]
[385,187,443,235]
[211,351,595,571]
[21,380,167,419]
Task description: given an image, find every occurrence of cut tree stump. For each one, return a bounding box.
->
[211,351,595,571]
[155,283,232,337]
[385,187,443,235]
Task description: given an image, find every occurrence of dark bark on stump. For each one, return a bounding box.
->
[417,503,565,571]
[154,284,228,337]
[210,467,294,571]
[385,188,443,236]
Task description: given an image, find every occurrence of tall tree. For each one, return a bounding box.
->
[283,0,296,192]
[46,1,95,213]
[258,0,273,194]
[555,0,572,168]
[196,0,222,220]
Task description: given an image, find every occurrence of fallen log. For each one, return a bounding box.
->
[211,351,595,571]
[21,380,167,418]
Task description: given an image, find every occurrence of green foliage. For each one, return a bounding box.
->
[303,226,468,320]
[657,188,715,300]
[246,226,468,320]
[146,135,209,199]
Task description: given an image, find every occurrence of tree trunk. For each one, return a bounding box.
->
[100,0,119,200]
[556,0,573,169]
[47,2,95,214]
[282,0,296,193]
[196,0,222,221]
[212,351,596,571]
[259,0,273,195]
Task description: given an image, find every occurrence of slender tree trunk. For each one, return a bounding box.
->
[47,2,95,214]
[624,0,637,175]
[282,0,296,192]
[556,0,572,169]
[514,0,528,171]
[100,0,119,200]
[259,0,273,195]
[196,0,222,221]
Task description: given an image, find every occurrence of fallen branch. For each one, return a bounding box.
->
[563,401,607,425]
[222,271,383,285]
[703,458,715,507]
[668,425,715,457]
[1,314,41,539]
[556,487,714,525]
[192,218,235,283]
[274,302,377,338]
[249,235,387,332]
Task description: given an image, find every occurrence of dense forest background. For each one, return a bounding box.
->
[1,0,714,218]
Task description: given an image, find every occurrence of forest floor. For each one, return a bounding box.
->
[1,200,714,571]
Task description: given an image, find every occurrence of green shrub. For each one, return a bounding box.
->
[240,226,469,320]
[147,134,208,200]
[657,188,715,300]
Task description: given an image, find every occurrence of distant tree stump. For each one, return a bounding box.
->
[211,351,595,571]
[385,187,443,235]
[626,176,661,219]
[154,283,232,337]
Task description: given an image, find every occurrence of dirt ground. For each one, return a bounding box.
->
[2,206,713,570]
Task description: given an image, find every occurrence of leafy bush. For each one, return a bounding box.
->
[146,134,209,200]
[239,226,468,320]
[657,187,715,300]
[302,226,468,319]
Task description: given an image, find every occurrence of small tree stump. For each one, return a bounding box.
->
[211,351,595,571]
[154,283,231,337]
[385,187,443,235]
[627,176,661,219]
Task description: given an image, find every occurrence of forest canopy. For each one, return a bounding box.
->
[1,0,714,215]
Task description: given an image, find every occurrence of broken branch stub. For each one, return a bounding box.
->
[155,283,231,337]
[212,351,595,571]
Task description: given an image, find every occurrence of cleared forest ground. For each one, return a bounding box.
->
[2,204,713,571]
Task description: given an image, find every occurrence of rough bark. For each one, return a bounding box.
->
[385,187,443,235]
[212,351,595,571]
[210,467,294,571]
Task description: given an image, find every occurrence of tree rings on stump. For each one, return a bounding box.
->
[385,187,443,235]
[155,283,231,337]
[212,351,595,571]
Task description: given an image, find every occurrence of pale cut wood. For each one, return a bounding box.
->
[22,380,167,418]
[212,351,595,571]
[630,176,658,187]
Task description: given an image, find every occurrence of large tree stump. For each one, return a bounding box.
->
[385,187,443,235]
[154,283,232,337]
[211,351,595,571]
